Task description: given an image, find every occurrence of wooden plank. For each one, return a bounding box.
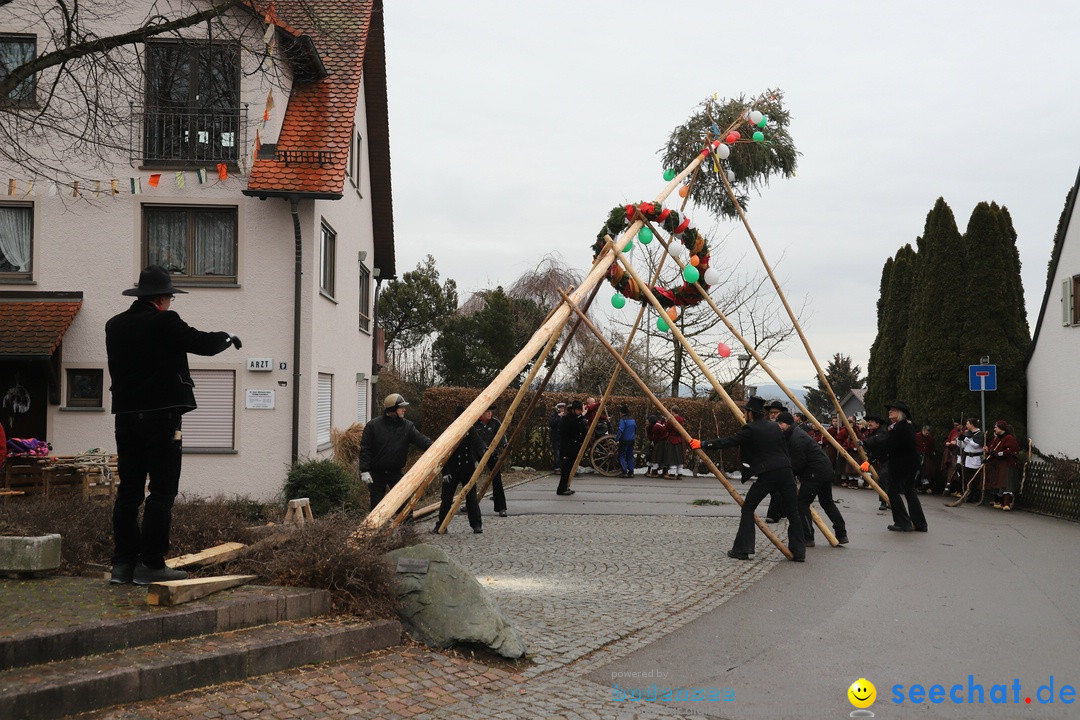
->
[166,542,246,569]
[145,574,258,606]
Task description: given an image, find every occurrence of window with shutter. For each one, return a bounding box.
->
[356,378,369,424]
[185,369,235,450]
[317,373,333,448]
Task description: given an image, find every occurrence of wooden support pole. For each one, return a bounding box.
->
[358,143,713,532]
[558,289,794,559]
[436,318,567,533]
[601,240,837,547]
[714,165,880,491]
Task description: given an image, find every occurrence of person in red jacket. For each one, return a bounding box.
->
[663,407,687,478]
[984,420,1020,510]
[915,425,936,493]
[941,419,963,495]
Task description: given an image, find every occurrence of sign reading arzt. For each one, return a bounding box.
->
[247,358,273,371]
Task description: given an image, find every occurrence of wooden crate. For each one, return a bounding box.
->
[2,456,51,497]
[45,455,120,500]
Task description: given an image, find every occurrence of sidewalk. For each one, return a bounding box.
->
[74,472,1080,719]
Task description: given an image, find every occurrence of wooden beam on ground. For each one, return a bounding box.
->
[166,542,247,569]
[145,574,258,606]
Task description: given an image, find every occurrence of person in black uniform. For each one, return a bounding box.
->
[691,396,806,562]
[105,266,241,585]
[862,415,890,513]
[557,400,588,495]
[866,401,927,533]
[475,406,508,516]
[435,406,484,534]
[776,412,849,547]
[358,393,433,509]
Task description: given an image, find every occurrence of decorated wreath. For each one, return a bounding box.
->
[592,202,712,308]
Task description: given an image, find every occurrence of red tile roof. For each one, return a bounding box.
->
[246,0,373,198]
[0,297,82,357]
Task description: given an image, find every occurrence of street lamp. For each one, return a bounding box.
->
[737,354,751,400]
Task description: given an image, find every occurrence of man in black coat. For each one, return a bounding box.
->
[776,412,848,547]
[557,400,589,495]
[105,266,240,585]
[435,406,485,534]
[358,393,433,509]
[692,397,805,562]
[866,401,927,533]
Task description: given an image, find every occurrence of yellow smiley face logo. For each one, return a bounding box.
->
[848,678,876,708]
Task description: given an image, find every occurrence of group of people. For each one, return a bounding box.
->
[942,417,1020,509]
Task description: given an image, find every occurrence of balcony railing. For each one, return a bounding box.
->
[131,105,248,167]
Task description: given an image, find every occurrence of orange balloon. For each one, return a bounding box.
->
[678,185,689,198]
[690,255,700,266]
[666,306,679,321]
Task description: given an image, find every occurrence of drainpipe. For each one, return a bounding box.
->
[289,195,302,465]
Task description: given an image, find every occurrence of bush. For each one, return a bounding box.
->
[283,458,358,517]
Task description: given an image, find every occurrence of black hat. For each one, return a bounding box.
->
[776,412,795,426]
[122,265,188,297]
[745,396,768,415]
[767,400,787,411]
[569,400,584,410]
[864,415,885,426]
[885,401,913,421]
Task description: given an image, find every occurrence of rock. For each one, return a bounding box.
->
[0,534,62,575]
[386,544,526,658]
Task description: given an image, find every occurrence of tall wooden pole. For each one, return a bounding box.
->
[558,289,795,559]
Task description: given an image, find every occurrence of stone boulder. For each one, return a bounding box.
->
[386,543,526,658]
[0,534,62,575]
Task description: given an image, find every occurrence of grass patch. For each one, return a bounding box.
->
[691,498,725,506]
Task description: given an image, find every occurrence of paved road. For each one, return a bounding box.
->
[84,470,1080,719]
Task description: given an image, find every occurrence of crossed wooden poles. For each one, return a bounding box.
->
[357,101,882,556]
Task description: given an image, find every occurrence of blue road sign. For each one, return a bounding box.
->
[969,364,997,392]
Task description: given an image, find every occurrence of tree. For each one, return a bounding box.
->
[433,287,545,388]
[378,255,458,353]
[865,244,915,414]
[0,1,308,178]
[561,326,664,396]
[661,89,799,219]
[802,354,865,419]
[896,198,968,430]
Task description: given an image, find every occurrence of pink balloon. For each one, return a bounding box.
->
[717,342,731,358]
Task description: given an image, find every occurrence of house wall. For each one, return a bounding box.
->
[1,10,379,499]
[1027,210,1080,458]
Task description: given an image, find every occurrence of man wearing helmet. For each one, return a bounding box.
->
[359,393,433,509]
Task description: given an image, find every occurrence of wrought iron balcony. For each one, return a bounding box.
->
[131,105,248,167]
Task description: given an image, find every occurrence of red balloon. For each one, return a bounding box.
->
[725,131,740,144]
[717,342,731,358]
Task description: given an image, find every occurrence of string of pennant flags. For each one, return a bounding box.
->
[6,86,276,199]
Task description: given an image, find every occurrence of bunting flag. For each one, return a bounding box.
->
[265,89,274,113]
[254,129,261,161]
[7,179,14,195]
[110,179,119,196]
[175,171,185,189]
[217,162,228,181]
[129,177,141,195]
[47,181,57,197]
[93,180,101,197]
[147,173,161,188]
[71,181,79,197]
[25,179,33,196]
[197,168,208,184]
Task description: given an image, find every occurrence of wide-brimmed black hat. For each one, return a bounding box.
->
[864,414,886,426]
[745,396,768,415]
[122,265,188,297]
[569,400,584,410]
[767,399,787,411]
[884,400,912,421]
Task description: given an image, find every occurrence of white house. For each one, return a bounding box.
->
[0,0,395,498]
[1026,164,1080,458]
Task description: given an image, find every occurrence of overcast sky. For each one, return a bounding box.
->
[381,0,1080,390]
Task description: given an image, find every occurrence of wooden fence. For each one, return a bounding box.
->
[1020,452,1080,522]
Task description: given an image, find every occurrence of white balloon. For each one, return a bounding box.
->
[715,143,730,160]
[749,110,763,125]
[669,242,686,259]
[704,268,722,285]
[726,169,736,182]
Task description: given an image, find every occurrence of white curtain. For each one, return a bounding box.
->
[194,211,235,276]
[0,206,32,272]
[146,209,187,273]
[0,39,35,103]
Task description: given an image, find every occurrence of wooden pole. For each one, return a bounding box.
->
[436,319,566,533]
[601,239,838,547]
[357,136,713,532]
[558,289,795,559]
[714,163,879,488]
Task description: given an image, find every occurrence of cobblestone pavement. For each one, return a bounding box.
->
[79,477,781,720]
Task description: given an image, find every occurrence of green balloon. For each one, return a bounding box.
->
[657,317,669,332]
[752,131,764,142]
[611,293,626,309]
[622,237,634,252]
[683,265,700,284]
[663,168,676,181]
[638,227,653,244]
[757,115,769,128]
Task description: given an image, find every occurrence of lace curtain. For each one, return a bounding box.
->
[0,206,32,272]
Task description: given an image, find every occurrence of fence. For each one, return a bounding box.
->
[1020,451,1080,522]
